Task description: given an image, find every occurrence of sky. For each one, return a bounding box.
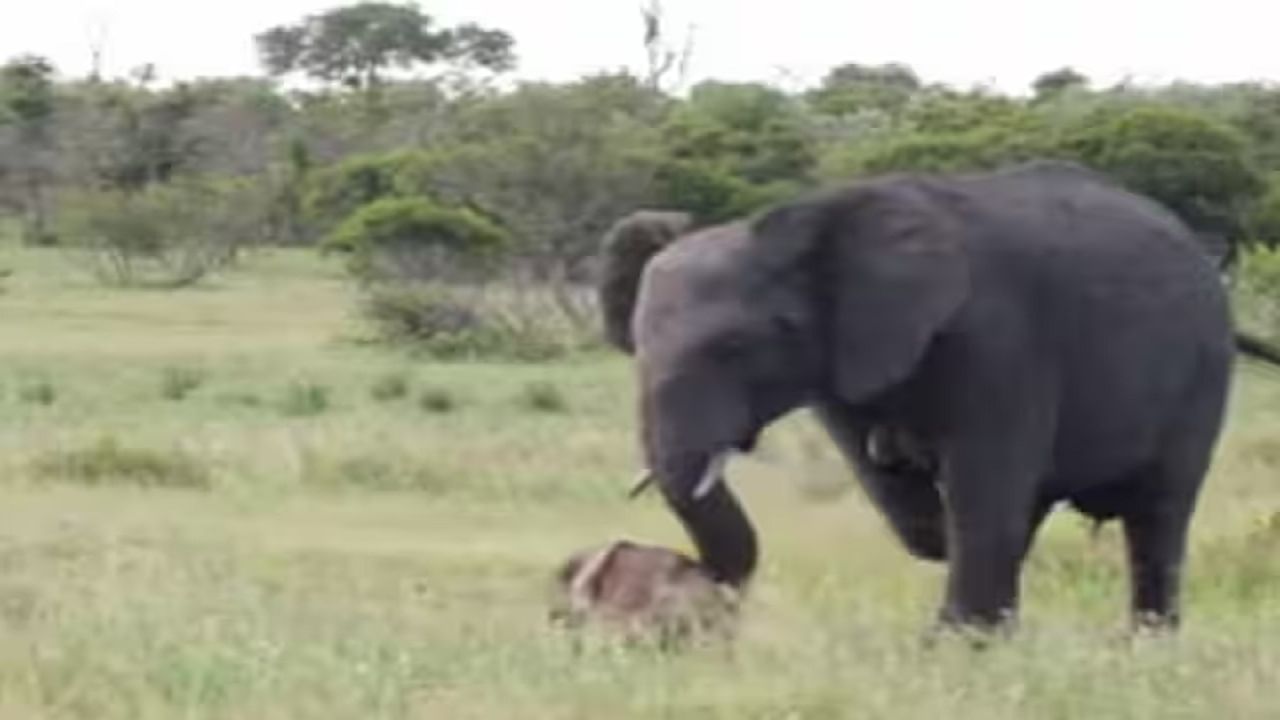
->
[3,0,1280,95]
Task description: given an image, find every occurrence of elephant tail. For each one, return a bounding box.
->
[1236,331,1280,367]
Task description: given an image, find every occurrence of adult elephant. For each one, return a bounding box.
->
[598,160,1280,634]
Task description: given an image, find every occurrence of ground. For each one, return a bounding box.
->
[1,243,1279,719]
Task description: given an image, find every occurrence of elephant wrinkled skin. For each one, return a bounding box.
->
[598,160,1279,634]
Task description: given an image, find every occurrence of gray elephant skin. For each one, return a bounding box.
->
[598,160,1280,633]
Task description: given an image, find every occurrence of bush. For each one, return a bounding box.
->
[1234,244,1280,343]
[1058,105,1264,239]
[370,371,411,402]
[160,366,205,401]
[323,197,508,284]
[418,386,457,413]
[31,435,211,490]
[359,284,577,361]
[19,380,56,406]
[302,150,442,236]
[518,381,567,413]
[1248,173,1280,248]
[57,178,259,288]
[652,159,798,224]
[844,125,1054,177]
[279,380,330,416]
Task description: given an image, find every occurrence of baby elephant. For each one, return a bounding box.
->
[548,539,740,649]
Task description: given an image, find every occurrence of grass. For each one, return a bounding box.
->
[1,240,1280,718]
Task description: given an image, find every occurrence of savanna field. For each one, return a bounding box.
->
[2,240,1280,720]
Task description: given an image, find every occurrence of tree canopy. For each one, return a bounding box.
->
[255,2,515,90]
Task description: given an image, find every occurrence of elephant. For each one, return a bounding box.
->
[548,539,740,648]
[597,160,1280,634]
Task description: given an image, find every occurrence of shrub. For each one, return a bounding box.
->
[297,450,448,494]
[1248,173,1280,248]
[19,380,56,406]
[160,366,205,401]
[323,197,508,285]
[1234,244,1280,343]
[57,178,259,288]
[302,149,442,235]
[370,371,411,402]
[31,435,211,490]
[518,381,567,413]
[279,380,330,416]
[418,386,457,413]
[1058,105,1264,239]
[361,285,482,342]
[359,284,575,361]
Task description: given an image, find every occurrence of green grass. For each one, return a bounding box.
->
[1,241,1280,718]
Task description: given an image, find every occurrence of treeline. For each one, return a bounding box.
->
[4,2,1280,350]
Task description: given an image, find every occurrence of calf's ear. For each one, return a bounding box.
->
[567,541,627,609]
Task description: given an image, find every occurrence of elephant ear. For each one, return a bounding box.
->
[753,182,970,401]
[598,210,693,353]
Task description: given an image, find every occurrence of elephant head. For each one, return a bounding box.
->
[598,184,969,586]
[548,539,740,647]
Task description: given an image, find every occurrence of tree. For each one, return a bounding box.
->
[807,62,922,117]
[0,55,58,244]
[1059,105,1264,257]
[663,81,816,186]
[57,77,208,193]
[255,2,515,92]
[1248,173,1280,247]
[1032,67,1089,101]
[431,76,665,282]
[323,196,507,284]
[639,0,695,95]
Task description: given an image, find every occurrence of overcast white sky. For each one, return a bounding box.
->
[3,0,1279,94]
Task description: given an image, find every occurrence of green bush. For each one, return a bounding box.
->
[359,285,573,361]
[279,380,330,416]
[845,125,1055,177]
[652,159,798,224]
[302,150,442,235]
[57,178,260,288]
[518,381,567,413]
[1234,244,1280,344]
[19,380,56,406]
[1248,173,1280,247]
[323,197,508,284]
[31,435,211,490]
[418,386,457,413]
[160,366,205,401]
[369,371,411,402]
[1058,105,1264,237]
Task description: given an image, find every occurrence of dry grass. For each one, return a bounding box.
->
[1,242,1279,718]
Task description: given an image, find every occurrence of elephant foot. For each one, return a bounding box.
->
[922,608,1018,650]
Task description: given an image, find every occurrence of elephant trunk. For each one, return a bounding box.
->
[642,378,758,588]
[652,452,758,587]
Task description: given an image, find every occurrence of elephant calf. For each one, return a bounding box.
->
[548,539,740,648]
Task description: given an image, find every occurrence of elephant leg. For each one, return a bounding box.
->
[1119,374,1223,631]
[1122,506,1190,630]
[813,403,946,561]
[934,448,1046,634]
[1117,465,1204,631]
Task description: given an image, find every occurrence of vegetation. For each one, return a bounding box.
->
[4,1,1280,716]
[0,242,1277,717]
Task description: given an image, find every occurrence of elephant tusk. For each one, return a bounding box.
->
[693,451,732,501]
[627,469,655,499]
